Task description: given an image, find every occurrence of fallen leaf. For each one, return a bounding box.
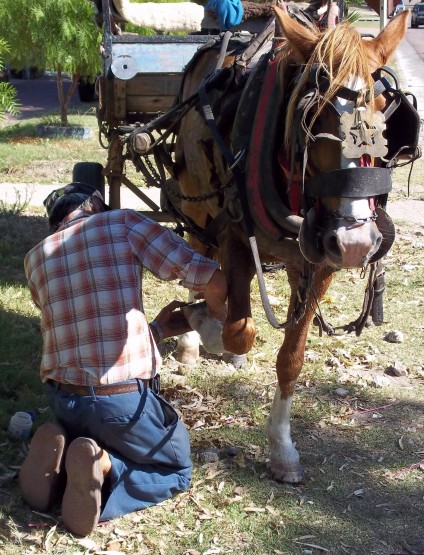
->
[234,486,248,495]
[244,506,266,513]
[79,538,98,550]
[265,505,280,517]
[292,541,329,552]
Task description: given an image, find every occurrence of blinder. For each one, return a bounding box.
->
[372,66,421,166]
[293,64,421,169]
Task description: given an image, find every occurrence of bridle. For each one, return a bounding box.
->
[290,64,419,204]
[280,62,420,335]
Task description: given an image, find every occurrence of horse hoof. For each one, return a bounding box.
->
[270,460,304,484]
[222,352,247,368]
[174,345,199,366]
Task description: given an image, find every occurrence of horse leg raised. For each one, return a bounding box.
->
[220,229,257,356]
[266,265,334,483]
[174,191,215,364]
[175,291,203,365]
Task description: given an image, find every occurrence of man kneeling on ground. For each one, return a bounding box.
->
[20,183,227,537]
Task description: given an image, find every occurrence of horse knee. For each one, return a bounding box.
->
[222,318,256,355]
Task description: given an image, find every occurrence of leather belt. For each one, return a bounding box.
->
[49,375,160,396]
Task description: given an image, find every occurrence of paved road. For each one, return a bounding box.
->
[395,28,424,146]
[5,75,81,123]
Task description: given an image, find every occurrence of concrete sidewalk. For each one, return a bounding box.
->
[1,181,422,227]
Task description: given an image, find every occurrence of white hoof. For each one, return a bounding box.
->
[270,459,304,484]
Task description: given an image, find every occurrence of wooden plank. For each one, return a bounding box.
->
[113,79,127,119]
[126,74,182,96]
[126,94,176,113]
[139,210,176,223]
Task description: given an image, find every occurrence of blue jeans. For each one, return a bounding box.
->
[44,380,192,521]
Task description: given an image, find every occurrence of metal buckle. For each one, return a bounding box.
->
[151,374,161,394]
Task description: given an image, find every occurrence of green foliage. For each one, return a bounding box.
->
[0,0,101,77]
[0,188,32,216]
[0,0,101,124]
[0,38,20,121]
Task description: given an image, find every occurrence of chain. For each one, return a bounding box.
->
[163,177,234,203]
[144,155,162,184]
[329,210,378,224]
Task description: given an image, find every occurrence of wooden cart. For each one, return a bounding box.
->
[74,0,273,221]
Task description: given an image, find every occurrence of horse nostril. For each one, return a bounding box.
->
[325,232,342,256]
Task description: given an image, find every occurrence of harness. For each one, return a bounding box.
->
[123,20,421,337]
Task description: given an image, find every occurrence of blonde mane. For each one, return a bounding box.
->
[284,22,376,146]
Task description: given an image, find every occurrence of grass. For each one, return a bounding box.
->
[0,108,107,184]
[0,191,423,554]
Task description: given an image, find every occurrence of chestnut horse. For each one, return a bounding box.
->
[173,8,411,482]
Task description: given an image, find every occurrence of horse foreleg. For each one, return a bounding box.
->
[221,232,257,355]
[266,266,334,483]
[174,195,213,365]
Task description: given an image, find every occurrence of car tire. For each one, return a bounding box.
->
[72,162,105,198]
[78,81,97,102]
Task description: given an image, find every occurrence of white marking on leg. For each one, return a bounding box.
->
[266,387,303,482]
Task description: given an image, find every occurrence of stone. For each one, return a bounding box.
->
[383,330,404,343]
[384,360,408,377]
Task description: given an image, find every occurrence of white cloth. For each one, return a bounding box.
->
[112,0,204,32]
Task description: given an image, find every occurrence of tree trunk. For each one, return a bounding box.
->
[56,65,80,126]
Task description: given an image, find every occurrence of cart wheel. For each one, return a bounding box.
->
[72,162,105,198]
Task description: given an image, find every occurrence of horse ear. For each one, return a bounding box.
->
[273,5,318,63]
[367,10,409,65]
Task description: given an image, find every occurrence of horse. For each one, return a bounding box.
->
[171,7,414,483]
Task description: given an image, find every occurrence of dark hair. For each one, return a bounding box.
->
[43,182,106,231]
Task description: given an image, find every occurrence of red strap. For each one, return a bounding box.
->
[245,57,282,236]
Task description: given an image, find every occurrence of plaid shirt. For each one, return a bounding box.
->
[25,208,219,386]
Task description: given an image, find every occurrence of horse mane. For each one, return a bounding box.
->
[283,22,376,147]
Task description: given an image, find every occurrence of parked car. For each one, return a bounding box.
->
[77,75,99,102]
[411,2,424,27]
[389,3,405,17]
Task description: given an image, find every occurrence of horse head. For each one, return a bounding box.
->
[276,8,410,269]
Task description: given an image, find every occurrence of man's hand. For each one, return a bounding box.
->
[151,300,193,342]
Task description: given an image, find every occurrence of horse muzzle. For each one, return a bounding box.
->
[299,167,395,269]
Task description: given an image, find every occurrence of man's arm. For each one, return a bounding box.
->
[148,267,228,344]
